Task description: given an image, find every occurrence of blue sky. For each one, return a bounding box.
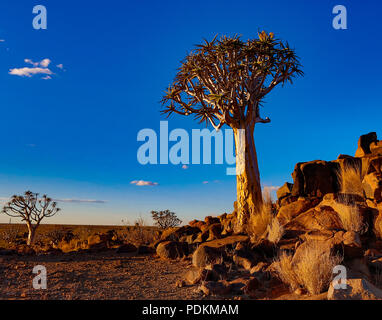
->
[0,0,380,225]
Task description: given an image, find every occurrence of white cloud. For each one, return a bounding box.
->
[24,59,38,67]
[56,64,64,69]
[202,181,209,184]
[182,165,189,170]
[54,198,107,204]
[10,58,60,79]
[0,39,5,43]
[262,186,279,192]
[130,180,159,186]
[9,67,53,77]
[39,58,51,68]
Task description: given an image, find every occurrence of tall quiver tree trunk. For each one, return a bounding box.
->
[234,124,263,233]
[26,222,37,246]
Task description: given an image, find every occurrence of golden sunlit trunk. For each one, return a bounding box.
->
[234,125,263,232]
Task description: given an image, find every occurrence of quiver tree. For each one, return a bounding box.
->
[161,32,303,231]
[151,210,182,229]
[2,191,60,245]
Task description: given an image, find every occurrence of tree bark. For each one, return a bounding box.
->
[26,223,36,246]
[234,124,263,232]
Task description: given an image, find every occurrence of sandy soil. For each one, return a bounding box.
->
[0,251,204,300]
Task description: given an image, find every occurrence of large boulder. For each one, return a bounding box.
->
[277,182,294,201]
[291,160,340,198]
[192,245,224,268]
[200,280,232,296]
[285,206,342,232]
[156,241,188,260]
[370,140,382,156]
[218,212,237,236]
[355,132,378,158]
[277,198,320,224]
[363,172,382,202]
[192,235,249,267]
[160,226,200,242]
[328,278,382,300]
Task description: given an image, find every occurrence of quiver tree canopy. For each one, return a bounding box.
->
[161,32,303,130]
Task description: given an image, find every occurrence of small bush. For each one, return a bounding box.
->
[120,217,158,245]
[273,241,343,295]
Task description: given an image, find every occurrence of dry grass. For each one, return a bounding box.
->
[336,203,364,233]
[333,163,366,233]
[273,241,343,295]
[273,252,299,291]
[248,190,283,244]
[266,218,284,244]
[337,162,364,197]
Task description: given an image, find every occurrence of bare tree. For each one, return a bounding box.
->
[151,210,182,229]
[2,191,60,245]
[161,32,303,230]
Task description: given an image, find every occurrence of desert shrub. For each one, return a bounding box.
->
[75,227,92,241]
[46,229,75,244]
[151,210,182,229]
[273,241,343,295]
[337,162,364,197]
[120,217,158,245]
[0,225,23,245]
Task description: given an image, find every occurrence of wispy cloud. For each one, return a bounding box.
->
[9,58,62,79]
[130,180,159,186]
[202,180,220,184]
[0,196,106,204]
[182,165,189,170]
[53,198,107,204]
[56,64,64,69]
[262,186,279,192]
[9,66,53,78]
[0,39,5,43]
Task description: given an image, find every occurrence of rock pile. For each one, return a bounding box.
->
[158,132,382,299]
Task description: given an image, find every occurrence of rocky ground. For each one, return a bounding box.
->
[2,132,382,300]
[0,251,203,300]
